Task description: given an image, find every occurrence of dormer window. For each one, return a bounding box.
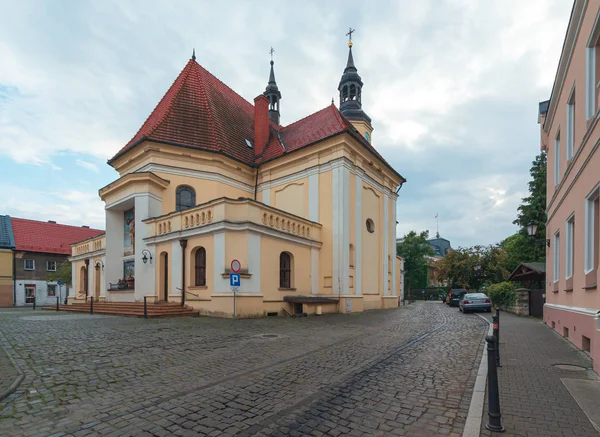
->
[176,186,196,211]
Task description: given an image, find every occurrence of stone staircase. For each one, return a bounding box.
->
[49,301,199,318]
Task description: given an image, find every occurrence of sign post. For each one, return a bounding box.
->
[230,259,241,319]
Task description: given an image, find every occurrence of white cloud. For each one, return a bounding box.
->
[76,159,99,173]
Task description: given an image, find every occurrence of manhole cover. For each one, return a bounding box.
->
[554,364,587,371]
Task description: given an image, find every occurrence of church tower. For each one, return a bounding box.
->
[338,29,373,142]
[264,49,282,125]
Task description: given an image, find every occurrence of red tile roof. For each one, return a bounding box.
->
[109,59,404,181]
[10,218,104,255]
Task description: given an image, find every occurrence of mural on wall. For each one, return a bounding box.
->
[124,208,135,256]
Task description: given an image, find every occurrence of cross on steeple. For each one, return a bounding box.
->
[346,27,355,47]
[269,47,275,61]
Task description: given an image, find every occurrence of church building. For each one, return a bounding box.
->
[69,37,406,317]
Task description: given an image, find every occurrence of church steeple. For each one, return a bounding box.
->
[264,47,282,125]
[338,28,372,141]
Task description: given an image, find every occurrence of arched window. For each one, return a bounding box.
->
[349,84,356,100]
[194,247,206,286]
[342,85,349,102]
[279,252,292,288]
[176,186,196,211]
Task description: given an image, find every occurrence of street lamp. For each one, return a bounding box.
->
[526,220,550,247]
[141,249,153,264]
[94,261,104,271]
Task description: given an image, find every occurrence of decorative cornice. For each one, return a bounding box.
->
[544,302,600,317]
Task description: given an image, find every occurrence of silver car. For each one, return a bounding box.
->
[459,293,492,313]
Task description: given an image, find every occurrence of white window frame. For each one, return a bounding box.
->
[566,87,575,160]
[553,231,560,283]
[586,12,600,119]
[46,261,57,272]
[24,259,35,271]
[565,215,574,279]
[554,129,561,186]
[584,185,600,274]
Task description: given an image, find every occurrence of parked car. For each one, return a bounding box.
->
[447,289,467,307]
[459,293,492,313]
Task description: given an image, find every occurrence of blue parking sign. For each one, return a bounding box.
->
[230,273,240,287]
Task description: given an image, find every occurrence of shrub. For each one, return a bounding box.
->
[486,281,516,307]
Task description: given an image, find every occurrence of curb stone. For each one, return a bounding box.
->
[462,313,493,437]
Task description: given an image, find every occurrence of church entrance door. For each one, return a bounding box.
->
[161,252,169,301]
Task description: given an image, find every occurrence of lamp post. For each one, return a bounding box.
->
[526,220,550,247]
[473,263,481,291]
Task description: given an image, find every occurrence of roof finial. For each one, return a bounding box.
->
[192,48,196,61]
[269,46,275,62]
[332,97,334,105]
[346,27,355,48]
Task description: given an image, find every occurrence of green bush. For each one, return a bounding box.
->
[486,281,516,307]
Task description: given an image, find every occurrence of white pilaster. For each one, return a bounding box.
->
[391,198,397,297]
[104,209,123,300]
[262,188,271,206]
[383,194,389,295]
[213,232,227,292]
[247,233,261,292]
[308,171,319,222]
[71,263,77,295]
[355,172,363,296]
[332,165,351,295]
[171,240,182,297]
[341,167,350,294]
[311,247,319,294]
[134,194,161,301]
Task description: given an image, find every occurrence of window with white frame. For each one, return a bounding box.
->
[46,261,57,272]
[584,187,600,274]
[24,259,35,271]
[586,14,600,119]
[553,232,560,283]
[554,130,561,186]
[566,216,574,279]
[24,284,35,304]
[566,88,575,160]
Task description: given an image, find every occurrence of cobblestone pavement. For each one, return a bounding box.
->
[479,311,599,437]
[0,302,487,437]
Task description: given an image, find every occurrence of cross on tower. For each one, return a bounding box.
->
[269,47,275,61]
[346,27,355,47]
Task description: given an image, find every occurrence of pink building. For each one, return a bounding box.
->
[541,0,600,373]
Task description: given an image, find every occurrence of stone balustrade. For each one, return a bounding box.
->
[72,234,106,256]
[146,198,321,242]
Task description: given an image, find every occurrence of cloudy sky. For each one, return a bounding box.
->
[0,0,572,247]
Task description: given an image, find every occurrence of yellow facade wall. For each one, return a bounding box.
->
[154,172,249,215]
[0,249,13,307]
[362,185,380,294]
[272,178,308,219]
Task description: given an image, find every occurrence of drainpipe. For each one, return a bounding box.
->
[84,259,89,299]
[180,239,187,306]
[253,166,260,200]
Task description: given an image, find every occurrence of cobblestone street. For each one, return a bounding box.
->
[0,303,487,437]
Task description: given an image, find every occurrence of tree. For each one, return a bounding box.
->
[434,245,510,290]
[501,232,540,273]
[396,231,435,295]
[46,261,72,285]
[513,152,547,262]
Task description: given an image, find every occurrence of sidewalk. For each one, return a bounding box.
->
[479,311,599,436]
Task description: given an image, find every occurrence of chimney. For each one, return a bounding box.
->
[253,94,269,157]
[48,220,56,224]
[82,225,90,228]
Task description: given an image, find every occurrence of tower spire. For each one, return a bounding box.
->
[264,47,282,125]
[338,28,372,141]
[192,48,196,61]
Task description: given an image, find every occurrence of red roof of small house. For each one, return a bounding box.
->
[10,218,104,255]
[109,58,404,181]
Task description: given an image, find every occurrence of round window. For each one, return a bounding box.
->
[366,218,375,233]
[364,132,371,142]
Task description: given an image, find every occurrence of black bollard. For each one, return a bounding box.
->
[492,315,502,367]
[496,307,500,343]
[56,296,59,311]
[89,297,93,315]
[485,335,505,432]
[32,297,36,311]
[144,296,148,319]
